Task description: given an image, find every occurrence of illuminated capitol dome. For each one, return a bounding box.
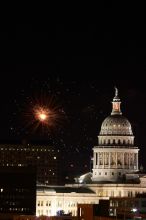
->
[92,87,139,182]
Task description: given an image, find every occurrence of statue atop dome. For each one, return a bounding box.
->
[115,86,118,97]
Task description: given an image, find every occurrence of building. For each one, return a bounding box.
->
[36,180,146,216]
[0,143,61,185]
[0,166,36,219]
[36,184,96,216]
[35,88,146,217]
[92,87,139,182]
[109,195,146,219]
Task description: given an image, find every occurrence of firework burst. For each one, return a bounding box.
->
[22,94,66,136]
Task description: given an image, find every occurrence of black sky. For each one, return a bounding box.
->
[1,22,146,168]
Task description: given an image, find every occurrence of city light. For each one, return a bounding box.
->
[132,208,138,213]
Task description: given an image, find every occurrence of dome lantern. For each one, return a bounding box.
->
[111,87,122,115]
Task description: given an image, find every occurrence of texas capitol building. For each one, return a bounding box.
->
[36,88,146,217]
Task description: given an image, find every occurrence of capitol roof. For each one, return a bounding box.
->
[100,115,133,136]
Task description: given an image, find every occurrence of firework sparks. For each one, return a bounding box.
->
[33,104,60,128]
[21,93,67,137]
[33,104,59,128]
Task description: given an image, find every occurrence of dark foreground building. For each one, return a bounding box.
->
[0,166,36,217]
[0,143,61,185]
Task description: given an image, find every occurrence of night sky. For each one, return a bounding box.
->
[1,23,146,170]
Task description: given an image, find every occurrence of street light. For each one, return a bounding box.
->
[131,208,138,220]
[132,208,137,213]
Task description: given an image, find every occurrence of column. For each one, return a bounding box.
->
[94,151,96,169]
[109,152,111,168]
[103,152,105,168]
[116,152,117,168]
[98,152,99,168]
[124,152,128,169]
[132,153,134,168]
[136,153,138,170]
[122,152,124,169]
[128,153,130,169]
